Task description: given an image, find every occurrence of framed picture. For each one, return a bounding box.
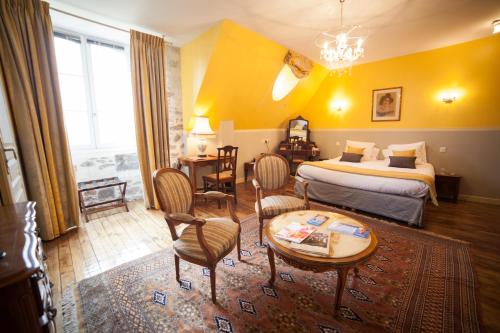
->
[371,87,402,122]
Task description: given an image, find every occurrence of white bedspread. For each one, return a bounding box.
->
[297,158,435,198]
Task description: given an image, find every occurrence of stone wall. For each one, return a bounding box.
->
[166,45,184,167]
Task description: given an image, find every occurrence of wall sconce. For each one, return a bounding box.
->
[493,19,500,34]
[331,100,347,112]
[441,92,457,104]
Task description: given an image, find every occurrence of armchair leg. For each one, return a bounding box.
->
[233,181,237,204]
[210,266,217,303]
[174,254,180,282]
[259,216,264,246]
[237,234,241,261]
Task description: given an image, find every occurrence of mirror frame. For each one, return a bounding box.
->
[287,115,309,143]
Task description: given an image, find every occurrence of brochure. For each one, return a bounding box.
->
[274,223,316,243]
[327,222,369,239]
[289,231,331,256]
[306,214,330,226]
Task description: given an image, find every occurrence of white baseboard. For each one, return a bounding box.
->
[459,194,500,205]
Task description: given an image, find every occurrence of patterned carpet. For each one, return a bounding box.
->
[62,206,481,332]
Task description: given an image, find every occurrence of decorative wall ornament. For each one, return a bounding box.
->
[284,50,313,79]
[371,87,402,122]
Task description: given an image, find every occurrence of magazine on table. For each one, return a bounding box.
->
[274,223,316,243]
[327,221,370,239]
[306,214,330,226]
[289,231,331,256]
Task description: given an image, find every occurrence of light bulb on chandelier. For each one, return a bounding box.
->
[315,0,365,76]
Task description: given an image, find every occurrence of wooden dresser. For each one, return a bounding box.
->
[0,202,56,332]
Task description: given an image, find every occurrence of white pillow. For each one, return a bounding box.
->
[387,141,427,164]
[345,140,376,161]
[371,147,380,160]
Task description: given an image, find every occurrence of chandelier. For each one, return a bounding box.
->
[315,0,364,75]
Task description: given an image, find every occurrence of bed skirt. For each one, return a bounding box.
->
[295,177,426,227]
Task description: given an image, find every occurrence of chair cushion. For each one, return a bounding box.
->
[174,217,239,262]
[204,171,234,181]
[255,195,307,216]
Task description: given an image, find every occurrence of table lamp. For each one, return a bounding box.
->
[191,116,215,157]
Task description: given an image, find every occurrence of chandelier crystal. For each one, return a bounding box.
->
[316,0,365,75]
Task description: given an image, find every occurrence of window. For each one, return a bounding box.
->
[54,31,136,150]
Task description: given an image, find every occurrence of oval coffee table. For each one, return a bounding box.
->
[264,210,378,316]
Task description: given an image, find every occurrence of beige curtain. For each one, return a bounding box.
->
[130,30,170,209]
[0,0,80,240]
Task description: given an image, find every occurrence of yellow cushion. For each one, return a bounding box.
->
[174,217,239,262]
[256,195,306,216]
[392,149,416,157]
[346,146,365,154]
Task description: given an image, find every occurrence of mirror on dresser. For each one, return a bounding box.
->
[278,116,320,173]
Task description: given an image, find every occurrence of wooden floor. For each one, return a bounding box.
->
[45,181,500,332]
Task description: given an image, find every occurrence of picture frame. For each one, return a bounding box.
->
[371,87,402,122]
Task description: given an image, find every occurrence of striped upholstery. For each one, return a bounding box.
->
[174,218,239,262]
[256,195,307,216]
[256,155,289,190]
[154,171,193,214]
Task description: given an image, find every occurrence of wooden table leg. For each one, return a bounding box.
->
[333,267,349,316]
[189,163,196,193]
[267,246,276,285]
[244,164,248,183]
[353,266,360,278]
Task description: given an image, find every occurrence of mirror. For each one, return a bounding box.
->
[288,116,309,142]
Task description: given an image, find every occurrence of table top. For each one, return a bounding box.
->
[178,155,235,163]
[265,210,378,265]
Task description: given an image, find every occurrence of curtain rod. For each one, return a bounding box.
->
[49,7,170,42]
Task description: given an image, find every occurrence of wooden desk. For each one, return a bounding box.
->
[177,156,220,192]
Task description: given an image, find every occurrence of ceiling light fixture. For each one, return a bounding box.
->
[315,0,364,75]
[493,19,500,34]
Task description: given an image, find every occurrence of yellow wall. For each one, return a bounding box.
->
[181,23,222,127]
[181,20,329,130]
[303,34,500,129]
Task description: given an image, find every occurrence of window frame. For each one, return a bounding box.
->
[53,28,134,152]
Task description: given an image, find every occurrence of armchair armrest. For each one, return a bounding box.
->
[166,213,206,225]
[252,178,264,215]
[165,212,215,262]
[295,176,310,209]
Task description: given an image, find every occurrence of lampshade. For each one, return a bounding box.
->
[191,116,215,136]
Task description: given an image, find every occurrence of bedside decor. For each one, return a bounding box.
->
[371,87,402,122]
[191,116,215,157]
[435,174,461,202]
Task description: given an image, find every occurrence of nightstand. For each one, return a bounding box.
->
[435,174,461,203]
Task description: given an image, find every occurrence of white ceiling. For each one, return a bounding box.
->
[50,0,500,66]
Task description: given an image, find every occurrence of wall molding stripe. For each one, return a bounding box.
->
[199,128,500,133]
[310,128,500,132]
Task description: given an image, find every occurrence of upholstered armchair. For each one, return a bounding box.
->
[152,168,241,303]
[253,153,310,245]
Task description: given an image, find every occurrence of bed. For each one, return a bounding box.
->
[295,157,437,227]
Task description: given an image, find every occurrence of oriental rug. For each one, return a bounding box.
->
[62,206,481,332]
